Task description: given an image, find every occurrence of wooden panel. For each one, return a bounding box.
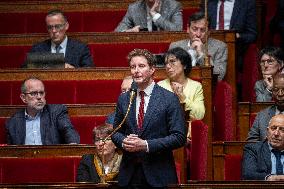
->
[237,102,273,141]
[0,145,96,157]
[212,141,251,180]
[0,104,116,117]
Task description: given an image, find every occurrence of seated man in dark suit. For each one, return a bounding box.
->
[5,77,80,145]
[243,114,284,180]
[22,9,94,68]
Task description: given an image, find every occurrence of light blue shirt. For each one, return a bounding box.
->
[51,36,68,56]
[216,0,235,30]
[268,144,284,174]
[25,111,42,145]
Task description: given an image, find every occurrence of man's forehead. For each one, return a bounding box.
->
[190,19,206,26]
[270,116,284,125]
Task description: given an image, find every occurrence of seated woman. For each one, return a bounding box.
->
[255,46,284,102]
[158,47,205,121]
[76,123,122,183]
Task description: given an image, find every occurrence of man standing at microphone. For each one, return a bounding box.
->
[112,48,186,188]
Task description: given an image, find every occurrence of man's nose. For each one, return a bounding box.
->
[274,128,281,135]
[278,89,284,96]
[195,30,202,37]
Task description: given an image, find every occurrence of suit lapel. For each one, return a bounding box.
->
[160,0,169,18]
[230,0,241,29]
[40,107,49,145]
[128,95,139,134]
[209,0,218,29]
[137,1,148,29]
[18,110,26,144]
[262,141,272,172]
[65,39,72,62]
[269,106,277,118]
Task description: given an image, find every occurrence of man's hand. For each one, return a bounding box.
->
[263,74,273,91]
[191,38,204,57]
[150,0,161,17]
[65,63,75,68]
[267,175,284,181]
[125,25,141,32]
[122,134,147,152]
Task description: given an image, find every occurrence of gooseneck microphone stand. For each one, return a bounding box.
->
[204,0,210,66]
[100,87,137,184]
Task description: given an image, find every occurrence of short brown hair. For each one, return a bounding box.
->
[92,124,113,142]
[127,49,156,67]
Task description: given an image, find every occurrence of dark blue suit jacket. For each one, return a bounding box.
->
[22,38,94,68]
[204,0,257,44]
[5,104,80,144]
[112,84,186,187]
[242,140,272,180]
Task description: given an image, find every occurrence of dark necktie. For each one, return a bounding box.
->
[272,149,284,175]
[55,45,61,53]
[218,0,224,30]
[138,91,145,129]
[152,21,158,31]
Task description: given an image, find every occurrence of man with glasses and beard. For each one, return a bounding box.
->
[22,9,94,68]
[5,77,80,145]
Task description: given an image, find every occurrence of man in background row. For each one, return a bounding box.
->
[243,114,284,180]
[169,11,227,80]
[22,9,94,68]
[247,73,284,141]
[5,77,80,145]
[115,0,183,32]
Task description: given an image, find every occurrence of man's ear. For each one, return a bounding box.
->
[65,21,69,31]
[20,94,27,104]
[186,24,190,33]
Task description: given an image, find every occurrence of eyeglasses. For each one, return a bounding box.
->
[47,23,66,31]
[165,58,179,66]
[260,59,277,65]
[94,138,112,143]
[24,91,45,97]
[268,125,284,133]
[272,87,284,94]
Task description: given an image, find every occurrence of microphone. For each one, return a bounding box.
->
[99,81,137,184]
[129,81,138,98]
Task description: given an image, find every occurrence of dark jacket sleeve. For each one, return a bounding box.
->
[76,43,94,68]
[50,104,80,144]
[242,142,269,180]
[76,154,100,183]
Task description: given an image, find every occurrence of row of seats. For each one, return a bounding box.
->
[0,8,197,34]
[0,43,170,69]
[0,112,208,183]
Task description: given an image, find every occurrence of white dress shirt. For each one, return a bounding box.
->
[216,0,235,30]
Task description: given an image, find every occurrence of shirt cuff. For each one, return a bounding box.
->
[152,13,161,22]
[266,87,272,94]
[145,140,149,152]
[265,174,272,180]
